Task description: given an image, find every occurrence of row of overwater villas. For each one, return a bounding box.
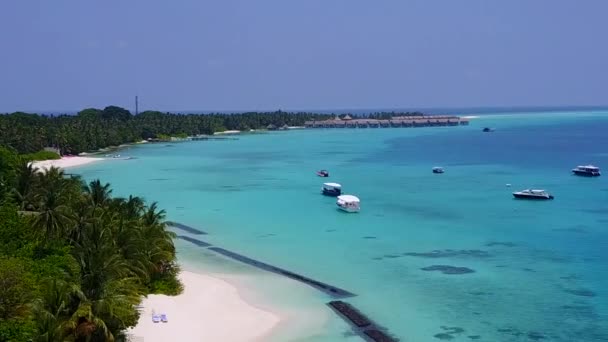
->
[322,183,360,213]
[304,116,469,128]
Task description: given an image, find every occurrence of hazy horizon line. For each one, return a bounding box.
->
[3,104,608,116]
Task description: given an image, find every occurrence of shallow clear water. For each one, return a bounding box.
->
[75,111,608,341]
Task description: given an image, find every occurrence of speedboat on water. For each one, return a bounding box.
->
[512,189,554,200]
[321,182,342,196]
[572,165,601,177]
[432,166,444,174]
[336,195,360,213]
[317,169,330,177]
[482,127,495,132]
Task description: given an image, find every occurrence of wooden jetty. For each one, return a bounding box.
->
[165,221,207,235]
[208,247,356,298]
[175,235,355,298]
[176,233,400,340]
[328,301,398,342]
[176,235,212,247]
[305,115,468,129]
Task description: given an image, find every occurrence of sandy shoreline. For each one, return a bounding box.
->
[214,130,241,135]
[30,156,103,171]
[127,271,280,342]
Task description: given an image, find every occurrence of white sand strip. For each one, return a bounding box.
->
[30,156,103,171]
[214,130,241,135]
[127,271,280,342]
[461,115,479,119]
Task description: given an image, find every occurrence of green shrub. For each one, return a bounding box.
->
[22,150,61,161]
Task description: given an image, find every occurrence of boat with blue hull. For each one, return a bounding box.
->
[512,189,554,200]
[322,183,342,196]
[432,167,444,174]
[572,165,601,177]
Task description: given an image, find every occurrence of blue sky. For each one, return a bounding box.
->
[1,0,606,112]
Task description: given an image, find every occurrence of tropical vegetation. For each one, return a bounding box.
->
[0,146,181,341]
[0,106,425,155]
[0,106,336,155]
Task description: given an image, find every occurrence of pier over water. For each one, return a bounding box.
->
[304,115,468,129]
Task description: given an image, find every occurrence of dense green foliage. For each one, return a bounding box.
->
[0,146,181,341]
[22,150,61,161]
[0,106,426,155]
[0,106,335,154]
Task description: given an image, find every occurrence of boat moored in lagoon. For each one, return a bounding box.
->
[322,183,342,196]
[512,189,554,200]
[336,195,360,212]
[572,165,601,177]
[317,169,330,177]
[432,166,445,174]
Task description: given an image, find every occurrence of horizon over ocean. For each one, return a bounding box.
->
[7,105,608,116]
[73,109,608,341]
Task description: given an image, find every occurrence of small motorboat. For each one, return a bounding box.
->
[512,189,554,200]
[482,127,495,132]
[432,167,445,174]
[337,195,360,213]
[322,182,342,196]
[572,165,601,177]
[317,169,330,177]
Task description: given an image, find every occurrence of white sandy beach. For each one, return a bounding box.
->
[461,115,480,119]
[31,156,103,171]
[214,130,241,135]
[127,271,280,342]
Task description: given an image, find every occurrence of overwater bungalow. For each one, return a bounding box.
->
[413,119,427,127]
[304,115,468,130]
[437,118,449,126]
[356,120,369,128]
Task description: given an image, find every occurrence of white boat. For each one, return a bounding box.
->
[432,166,444,174]
[336,195,360,212]
[572,165,601,177]
[512,189,554,200]
[322,182,342,196]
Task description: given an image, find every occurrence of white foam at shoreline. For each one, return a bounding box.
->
[30,156,103,171]
[126,271,280,342]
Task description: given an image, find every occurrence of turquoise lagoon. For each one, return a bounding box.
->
[75,111,608,341]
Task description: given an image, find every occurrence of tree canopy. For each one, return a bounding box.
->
[0,106,426,155]
[0,147,181,341]
[0,107,338,155]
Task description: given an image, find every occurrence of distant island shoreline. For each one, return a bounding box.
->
[0,105,441,157]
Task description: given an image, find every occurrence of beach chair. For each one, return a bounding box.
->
[160,313,168,323]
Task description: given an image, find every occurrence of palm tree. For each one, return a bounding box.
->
[33,184,73,240]
[32,279,83,342]
[83,180,112,208]
[142,202,166,228]
[12,159,39,210]
[124,195,145,220]
[37,166,65,191]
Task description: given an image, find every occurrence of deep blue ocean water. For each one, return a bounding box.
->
[74,110,608,341]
